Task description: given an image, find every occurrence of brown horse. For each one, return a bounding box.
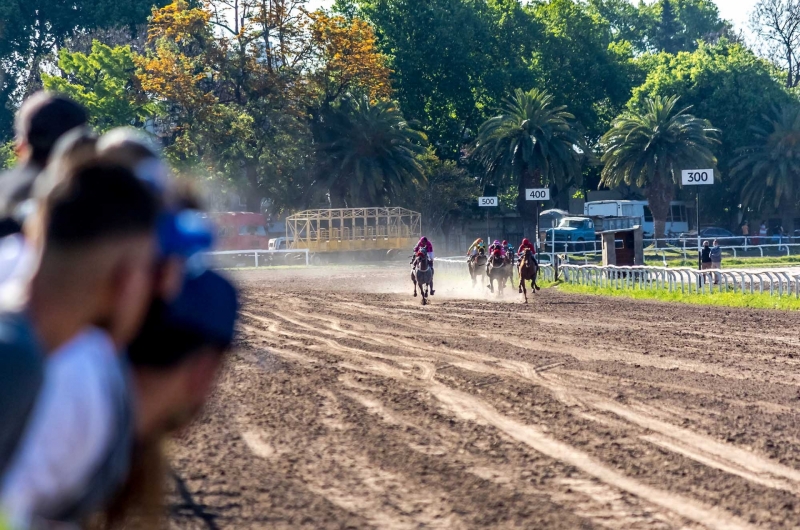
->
[517,249,540,303]
[411,252,434,305]
[468,249,488,287]
[486,251,508,295]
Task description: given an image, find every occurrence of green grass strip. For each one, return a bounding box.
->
[555,282,800,310]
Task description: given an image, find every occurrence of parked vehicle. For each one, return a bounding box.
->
[583,200,690,238]
[676,227,744,247]
[544,217,597,252]
[207,212,269,251]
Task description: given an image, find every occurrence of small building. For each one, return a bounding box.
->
[599,226,644,267]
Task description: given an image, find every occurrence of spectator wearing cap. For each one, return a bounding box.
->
[0,162,161,527]
[0,92,87,237]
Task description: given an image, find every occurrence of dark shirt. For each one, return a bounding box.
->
[0,163,42,236]
[0,312,44,478]
[701,247,712,263]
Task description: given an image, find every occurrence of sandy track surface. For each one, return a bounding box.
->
[168,265,800,529]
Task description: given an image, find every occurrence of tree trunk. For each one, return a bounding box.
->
[779,196,795,236]
[516,167,541,240]
[644,173,674,247]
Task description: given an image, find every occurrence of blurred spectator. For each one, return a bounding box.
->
[101,270,237,527]
[0,162,161,527]
[710,239,722,284]
[0,93,87,237]
[741,220,749,245]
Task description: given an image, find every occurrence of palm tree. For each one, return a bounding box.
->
[731,104,800,232]
[472,88,587,238]
[600,96,719,242]
[317,95,427,207]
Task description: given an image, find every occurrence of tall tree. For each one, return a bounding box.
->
[630,41,792,225]
[731,105,800,232]
[0,0,167,141]
[600,96,719,242]
[358,0,539,158]
[750,0,800,88]
[472,88,588,238]
[316,95,428,207]
[41,42,154,132]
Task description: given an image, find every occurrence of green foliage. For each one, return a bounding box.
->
[601,95,719,238]
[315,95,428,207]
[473,88,587,234]
[530,0,641,139]
[42,42,153,132]
[400,147,480,235]
[0,0,167,141]
[731,105,800,212]
[0,141,15,170]
[630,41,792,224]
[358,0,539,157]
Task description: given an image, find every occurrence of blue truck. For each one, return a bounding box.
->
[543,215,639,252]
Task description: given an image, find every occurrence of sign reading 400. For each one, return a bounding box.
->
[681,169,714,186]
[525,188,550,201]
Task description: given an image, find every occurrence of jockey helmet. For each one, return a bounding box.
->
[493,240,500,245]
[421,236,428,243]
[493,248,502,255]
[522,238,530,245]
[502,240,508,245]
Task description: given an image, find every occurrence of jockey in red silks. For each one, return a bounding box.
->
[412,237,435,294]
[414,236,434,262]
[517,238,536,256]
[488,239,504,256]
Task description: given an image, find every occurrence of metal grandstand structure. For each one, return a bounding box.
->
[286,207,421,253]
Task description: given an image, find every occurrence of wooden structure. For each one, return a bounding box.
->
[286,207,421,253]
[600,226,644,266]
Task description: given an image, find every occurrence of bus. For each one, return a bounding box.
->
[583,200,691,238]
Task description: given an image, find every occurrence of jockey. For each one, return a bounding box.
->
[504,240,515,257]
[466,238,486,261]
[412,249,435,295]
[413,236,434,265]
[517,238,536,257]
[488,239,504,256]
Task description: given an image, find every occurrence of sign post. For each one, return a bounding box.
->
[681,169,715,275]
[478,196,498,243]
[525,188,550,250]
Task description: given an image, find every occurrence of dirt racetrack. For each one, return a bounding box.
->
[168,265,800,529]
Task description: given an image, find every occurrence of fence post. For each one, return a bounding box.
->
[254,251,259,268]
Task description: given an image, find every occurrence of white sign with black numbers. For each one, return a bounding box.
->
[681,169,714,185]
[525,188,550,201]
[478,197,498,207]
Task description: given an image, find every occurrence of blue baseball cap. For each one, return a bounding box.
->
[157,209,215,259]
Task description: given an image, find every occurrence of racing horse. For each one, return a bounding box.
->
[468,248,488,287]
[411,250,434,305]
[486,250,509,296]
[517,248,540,303]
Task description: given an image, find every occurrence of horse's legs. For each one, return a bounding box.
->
[521,278,528,303]
[411,272,417,297]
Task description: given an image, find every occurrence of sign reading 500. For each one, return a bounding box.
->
[479,197,498,207]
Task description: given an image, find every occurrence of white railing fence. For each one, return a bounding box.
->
[207,249,310,268]
[559,264,800,298]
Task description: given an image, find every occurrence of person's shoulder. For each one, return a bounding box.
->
[0,312,40,356]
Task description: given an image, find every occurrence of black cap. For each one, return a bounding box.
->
[128,271,238,367]
[15,92,88,164]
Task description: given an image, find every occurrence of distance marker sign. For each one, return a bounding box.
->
[681,169,714,185]
[525,188,550,201]
[478,197,498,207]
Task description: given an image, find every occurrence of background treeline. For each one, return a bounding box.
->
[1,0,799,236]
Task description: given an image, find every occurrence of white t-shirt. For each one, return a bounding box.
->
[0,327,123,527]
[0,234,36,310]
